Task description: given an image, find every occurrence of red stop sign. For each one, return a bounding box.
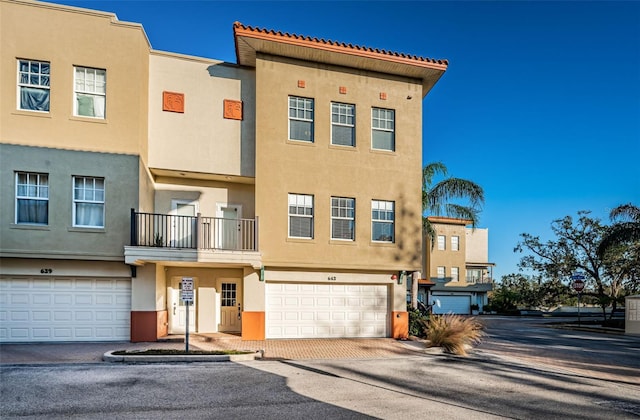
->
[572,279,585,292]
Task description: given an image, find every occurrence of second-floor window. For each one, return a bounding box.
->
[437,235,446,250]
[331,102,355,146]
[288,193,313,238]
[371,200,394,242]
[289,96,314,142]
[73,176,105,228]
[18,59,50,112]
[451,267,459,282]
[74,66,106,119]
[371,107,395,151]
[331,197,355,240]
[452,236,460,251]
[437,266,445,279]
[15,172,48,225]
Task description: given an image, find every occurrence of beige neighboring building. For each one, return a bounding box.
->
[419,217,494,314]
[1,0,448,343]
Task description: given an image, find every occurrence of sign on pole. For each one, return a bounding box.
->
[181,277,193,352]
[571,272,585,292]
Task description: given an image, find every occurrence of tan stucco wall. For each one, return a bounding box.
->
[466,228,489,263]
[0,0,149,158]
[148,52,255,177]
[426,222,467,281]
[153,180,255,219]
[255,54,423,272]
[131,263,157,311]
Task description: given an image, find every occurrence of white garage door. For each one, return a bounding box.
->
[266,283,388,338]
[432,295,471,315]
[0,276,131,343]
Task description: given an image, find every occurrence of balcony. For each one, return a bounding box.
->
[124,210,261,268]
[466,276,493,284]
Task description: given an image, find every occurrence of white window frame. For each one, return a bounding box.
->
[371,107,395,151]
[288,96,314,142]
[331,197,355,241]
[331,102,355,147]
[288,193,314,239]
[17,59,50,112]
[15,172,49,225]
[371,200,394,242]
[72,176,105,228]
[437,235,446,250]
[74,66,106,119]
[437,266,446,279]
[451,236,460,251]
[451,267,459,282]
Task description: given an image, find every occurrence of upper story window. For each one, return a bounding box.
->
[371,107,395,151]
[331,102,355,147]
[73,176,105,228]
[15,172,48,225]
[331,197,355,240]
[437,266,445,279]
[371,200,394,242]
[288,193,314,239]
[18,59,50,112]
[451,267,459,282]
[437,235,446,250]
[452,236,460,251]
[74,66,106,119]
[289,96,314,142]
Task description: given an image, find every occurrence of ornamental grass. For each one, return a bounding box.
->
[425,314,484,356]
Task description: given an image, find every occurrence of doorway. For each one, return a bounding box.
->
[218,278,242,332]
[216,204,241,250]
[168,280,196,334]
[170,200,197,248]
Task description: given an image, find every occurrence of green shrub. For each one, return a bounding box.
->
[408,306,428,337]
[426,314,484,356]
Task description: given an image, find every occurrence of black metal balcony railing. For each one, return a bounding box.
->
[131,209,258,251]
[466,276,493,284]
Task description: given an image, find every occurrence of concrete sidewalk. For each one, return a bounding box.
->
[0,335,422,364]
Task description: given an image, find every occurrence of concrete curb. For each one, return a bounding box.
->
[102,350,258,363]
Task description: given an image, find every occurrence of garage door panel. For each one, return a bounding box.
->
[266,283,388,338]
[432,295,471,315]
[0,276,131,343]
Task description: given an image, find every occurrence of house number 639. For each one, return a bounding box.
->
[40,268,53,274]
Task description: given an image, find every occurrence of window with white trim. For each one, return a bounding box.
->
[15,172,48,225]
[289,96,314,142]
[451,267,459,282]
[437,235,446,250]
[74,66,106,118]
[371,200,394,242]
[288,193,313,238]
[331,197,355,240]
[371,107,395,151]
[73,176,105,228]
[18,59,50,112]
[331,102,355,146]
[452,236,460,251]
[437,266,445,279]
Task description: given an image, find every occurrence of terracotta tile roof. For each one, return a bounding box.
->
[233,21,448,68]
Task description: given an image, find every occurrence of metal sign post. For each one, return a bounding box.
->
[571,272,586,327]
[181,277,194,353]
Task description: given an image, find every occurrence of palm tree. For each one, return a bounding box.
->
[422,162,485,238]
[414,162,484,308]
[597,203,640,258]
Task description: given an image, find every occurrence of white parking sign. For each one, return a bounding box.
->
[181,277,194,302]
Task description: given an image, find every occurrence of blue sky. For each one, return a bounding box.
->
[48,0,640,280]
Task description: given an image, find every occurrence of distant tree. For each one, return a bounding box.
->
[415,162,485,309]
[489,273,572,311]
[514,211,633,320]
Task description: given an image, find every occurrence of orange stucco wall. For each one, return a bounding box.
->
[392,311,408,339]
[131,310,165,342]
[242,311,265,340]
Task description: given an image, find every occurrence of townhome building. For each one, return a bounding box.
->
[0,0,448,342]
[418,217,494,314]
